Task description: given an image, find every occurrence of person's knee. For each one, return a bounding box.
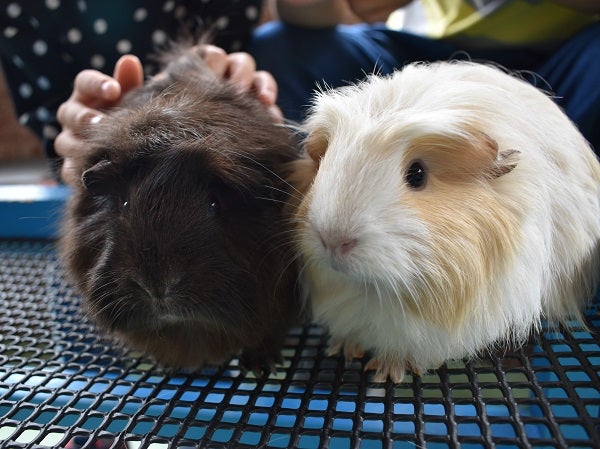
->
[251,21,337,69]
[535,23,600,151]
[250,22,354,121]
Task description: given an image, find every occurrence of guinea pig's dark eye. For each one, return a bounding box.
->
[405,160,427,189]
[207,199,219,218]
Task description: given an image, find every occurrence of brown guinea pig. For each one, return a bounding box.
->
[59,44,302,373]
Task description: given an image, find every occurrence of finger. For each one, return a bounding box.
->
[56,100,106,135]
[113,54,144,95]
[226,52,257,93]
[252,71,278,107]
[250,71,283,122]
[60,157,82,186]
[268,104,284,124]
[72,69,121,107]
[54,129,89,159]
[199,45,229,78]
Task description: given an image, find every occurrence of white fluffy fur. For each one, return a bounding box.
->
[296,61,600,382]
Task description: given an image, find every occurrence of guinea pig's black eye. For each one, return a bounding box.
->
[405,160,427,189]
[207,199,219,218]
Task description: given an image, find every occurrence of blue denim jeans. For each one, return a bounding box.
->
[250,21,600,152]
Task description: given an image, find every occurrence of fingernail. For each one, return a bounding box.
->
[258,86,276,107]
[101,80,120,98]
[90,115,103,125]
[268,106,284,124]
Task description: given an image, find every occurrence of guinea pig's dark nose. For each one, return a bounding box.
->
[131,277,168,302]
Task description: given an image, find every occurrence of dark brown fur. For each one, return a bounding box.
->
[59,45,302,372]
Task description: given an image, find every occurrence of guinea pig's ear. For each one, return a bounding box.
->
[414,127,520,182]
[490,148,521,178]
[304,129,328,165]
[81,159,119,195]
[472,131,520,179]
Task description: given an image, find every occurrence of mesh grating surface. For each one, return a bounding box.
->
[0,239,599,449]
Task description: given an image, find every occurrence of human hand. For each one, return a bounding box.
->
[346,0,412,23]
[198,45,283,121]
[56,45,282,185]
[55,55,143,184]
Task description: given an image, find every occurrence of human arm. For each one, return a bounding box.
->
[273,0,356,27]
[0,63,43,161]
[273,0,413,27]
[345,0,414,23]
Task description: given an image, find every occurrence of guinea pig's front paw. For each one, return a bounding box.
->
[364,357,409,384]
[327,339,365,361]
[239,345,283,378]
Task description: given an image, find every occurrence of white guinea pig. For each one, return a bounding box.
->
[294,61,600,383]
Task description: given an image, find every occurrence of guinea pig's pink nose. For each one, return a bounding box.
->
[319,234,357,257]
[339,239,357,255]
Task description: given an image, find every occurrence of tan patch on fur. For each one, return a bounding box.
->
[284,153,319,217]
[305,128,329,165]
[406,130,519,181]
[549,239,599,327]
[400,129,523,330]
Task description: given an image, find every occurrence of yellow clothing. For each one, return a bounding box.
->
[396,0,597,51]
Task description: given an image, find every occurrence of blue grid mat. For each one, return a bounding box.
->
[0,239,598,448]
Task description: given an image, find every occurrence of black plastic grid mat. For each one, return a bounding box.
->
[0,239,599,449]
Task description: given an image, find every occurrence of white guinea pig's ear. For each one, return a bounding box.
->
[285,130,325,202]
[304,129,328,165]
[489,149,520,178]
[411,126,520,182]
[474,131,520,179]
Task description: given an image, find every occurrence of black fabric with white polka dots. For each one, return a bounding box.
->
[0,0,262,153]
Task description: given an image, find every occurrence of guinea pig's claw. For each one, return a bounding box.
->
[326,340,343,357]
[364,358,406,384]
[238,361,272,379]
[343,342,365,361]
[407,361,424,378]
[239,347,282,378]
[327,340,365,360]
[251,367,269,379]
[254,359,279,378]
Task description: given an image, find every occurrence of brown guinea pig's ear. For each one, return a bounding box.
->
[81,159,119,195]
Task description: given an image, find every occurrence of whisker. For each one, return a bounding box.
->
[237,153,305,198]
[254,196,295,206]
[261,183,305,204]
